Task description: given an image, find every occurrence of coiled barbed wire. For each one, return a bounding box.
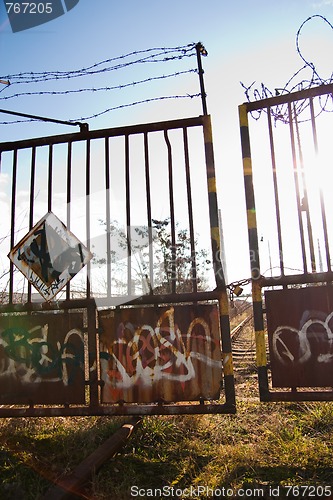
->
[241,15,333,123]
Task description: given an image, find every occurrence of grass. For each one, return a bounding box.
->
[0,319,332,498]
[0,378,332,499]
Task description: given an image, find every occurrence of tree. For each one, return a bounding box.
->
[94,218,211,296]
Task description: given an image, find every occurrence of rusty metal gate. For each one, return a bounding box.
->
[0,115,235,416]
[239,83,333,401]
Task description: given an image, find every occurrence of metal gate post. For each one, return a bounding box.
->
[239,103,269,400]
[202,114,235,409]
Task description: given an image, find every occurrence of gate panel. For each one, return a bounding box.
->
[0,309,85,404]
[240,84,333,401]
[99,303,221,403]
[266,286,333,389]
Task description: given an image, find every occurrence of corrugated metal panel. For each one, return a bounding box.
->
[0,311,85,404]
[265,286,333,388]
[99,304,222,403]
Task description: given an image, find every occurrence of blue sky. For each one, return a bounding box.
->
[1,0,332,135]
[1,0,333,286]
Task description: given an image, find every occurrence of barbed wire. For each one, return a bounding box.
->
[0,69,197,101]
[0,44,200,126]
[3,44,196,83]
[241,15,333,122]
[0,94,201,125]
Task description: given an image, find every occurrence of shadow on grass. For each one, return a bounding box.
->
[0,448,49,500]
[0,416,127,499]
[220,464,333,499]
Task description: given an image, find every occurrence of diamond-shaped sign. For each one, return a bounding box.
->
[8,211,93,301]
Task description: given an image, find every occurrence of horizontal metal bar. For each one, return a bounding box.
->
[0,298,96,313]
[0,291,223,313]
[259,271,333,288]
[0,108,88,132]
[244,83,333,112]
[0,116,206,152]
[0,402,236,417]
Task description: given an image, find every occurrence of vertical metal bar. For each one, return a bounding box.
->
[87,300,99,407]
[294,105,316,272]
[219,290,236,410]
[288,103,308,273]
[66,141,72,300]
[48,144,53,212]
[164,129,176,294]
[309,97,331,271]
[9,150,18,304]
[239,104,269,401]
[86,139,91,299]
[28,146,36,303]
[144,132,154,293]
[202,115,225,288]
[195,43,208,116]
[125,134,132,295]
[267,108,284,275]
[183,127,197,293]
[105,137,112,298]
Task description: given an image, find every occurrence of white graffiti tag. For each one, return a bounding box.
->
[100,307,222,390]
[272,310,333,365]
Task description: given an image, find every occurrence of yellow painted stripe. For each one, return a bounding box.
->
[203,115,213,143]
[247,209,257,229]
[238,104,248,127]
[207,176,217,193]
[252,282,262,302]
[222,352,234,375]
[219,291,229,315]
[243,157,252,176]
[211,226,220,249]
[255,329,267,367]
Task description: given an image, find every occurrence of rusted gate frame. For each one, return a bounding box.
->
[0,116,235,415]
[239,84,333,402]
[0,115,226,302]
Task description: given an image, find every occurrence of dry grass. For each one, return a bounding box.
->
[0,375,332,499]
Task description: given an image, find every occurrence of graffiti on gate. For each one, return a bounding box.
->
[99,305,222,403]
[0,312,86,404]
[266,286,333,388]
[272,310,333,366]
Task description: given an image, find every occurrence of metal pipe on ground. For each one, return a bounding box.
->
[43,417,142,500]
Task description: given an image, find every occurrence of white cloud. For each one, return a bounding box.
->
[312,0,333,7]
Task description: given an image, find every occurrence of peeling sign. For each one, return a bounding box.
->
[8,211,93,301]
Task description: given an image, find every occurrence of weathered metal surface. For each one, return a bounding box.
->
[0,311,85,404]
[265,286,333,388]
[99,304,222,403]
[8,212,92,301]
